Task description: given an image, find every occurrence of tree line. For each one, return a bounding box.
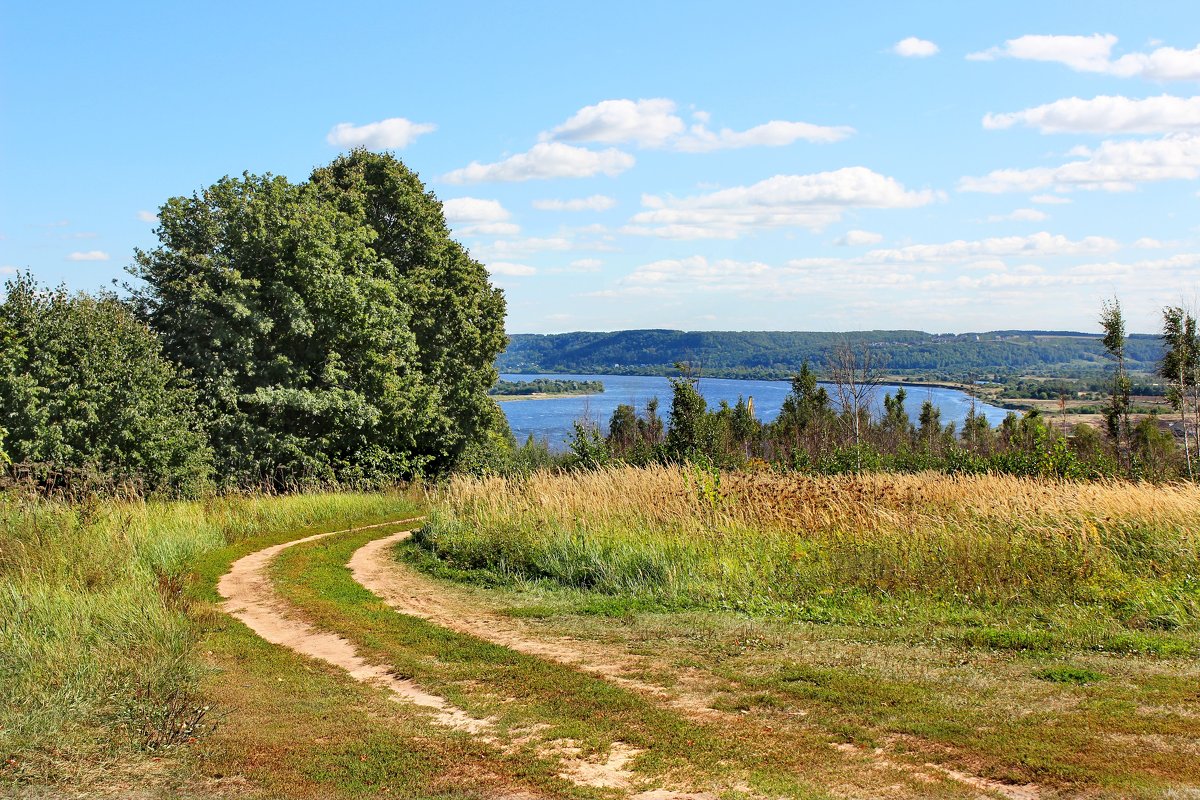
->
[498,328,1165,382]
[0,151,508,494]
[498,299,1197,482]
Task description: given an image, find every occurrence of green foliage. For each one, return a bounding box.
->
[489,378,603,396]
[665,376,709,461]
[0,490,419,783]
[567,420,611,469]
[498,328,1166,381]
[0,274,211,494]
[130,150,506,487]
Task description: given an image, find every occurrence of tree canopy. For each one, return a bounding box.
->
[0,274,211,493]
[130,150,507,487]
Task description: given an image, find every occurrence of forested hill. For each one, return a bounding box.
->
[497,329,1165,381]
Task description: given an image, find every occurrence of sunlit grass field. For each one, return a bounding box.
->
[406,467,1200,793]
[414,466,1200,653]
[0,490,417,785]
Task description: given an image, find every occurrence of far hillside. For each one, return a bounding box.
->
[498,329,1164,382]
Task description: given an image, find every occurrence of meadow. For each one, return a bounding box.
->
[0,489,417,786]
[402,467,1200,792]
[413,466,1200,652]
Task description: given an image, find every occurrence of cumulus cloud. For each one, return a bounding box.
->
[675,119,854,151]
[863,232,1119,263]
[986,208,1049,222]
[623,167,937,239]
[968,34,1200,81]
[566,258,603,272]
[136,210,158,222]
[532,195,617,212]
[473,236,575,260]
[591,254,921,299]
[486,262,537,277]
[984,94,1200,134]
[893,37,940,57]
[1031,194,1072,204]
[960,134,1200,192]
[0,265,17,275]
[67,250,109,261]
[834,229,884,246]
[443,197,510,223]
[546,98,685,147]
[442,197,520,236]
[443,142,634,183]
[326,117,437,150]
[544,97,853,152]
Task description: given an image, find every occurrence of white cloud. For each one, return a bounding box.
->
[675,119,854,152]
[834,229,884,246]
[986,208,1049,222]
[545,98,685,147]
[442,197,510,223]
[0,265,17,276]
[864,232,1119,263]
[474,236,574,260]
[985,94,1200,134]
[442,197,520,236]
[136,210,158,223]
[1133,237,1169,248]
[1031,194,1072,204]
[893,37,939,58]
[969,34,1117,71]
[443,142,634,183]
[486,261,537,276]
[532,195,617,212]
[567,258,603,272]
[544,97,852,152]
[592,254,921,299]
[960,133,1200,193]
[67,250,109,262]
[968,34,1200,81]
[326,117,437,150]
[623,167,937,239]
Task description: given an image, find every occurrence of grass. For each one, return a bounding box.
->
[0,489,418,790]
[411,466,1200,653]
[267,527,846,798]
[401,466,1200,794]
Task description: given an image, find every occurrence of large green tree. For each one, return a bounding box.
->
[0,275,211,493]
[130,150,507,486]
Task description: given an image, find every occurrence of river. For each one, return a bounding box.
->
[497,373,1010,449]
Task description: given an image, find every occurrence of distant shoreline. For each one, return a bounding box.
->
[492,390,604,402]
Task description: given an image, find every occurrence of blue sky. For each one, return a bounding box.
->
[4,1,1200,334]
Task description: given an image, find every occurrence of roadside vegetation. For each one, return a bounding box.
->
[406,465,1200,792]
[0,489,418,789]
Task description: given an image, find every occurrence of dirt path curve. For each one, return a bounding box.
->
[216,519,490,733]
[348,529,720,715]
[349,530,1043,800]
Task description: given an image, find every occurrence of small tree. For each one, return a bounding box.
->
[1100,297,1132,472]
[829,342,881,471]
[665,375,708,462]
[1160,305,1199,479]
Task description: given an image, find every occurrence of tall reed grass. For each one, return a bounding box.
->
[0,490,414,783]
[416,466,1200,637]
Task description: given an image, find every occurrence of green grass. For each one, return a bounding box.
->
[0,489,418,789]
[268,527,849,799]
[411,468,1200,656]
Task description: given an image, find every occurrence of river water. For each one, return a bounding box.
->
[498,373,1009,449]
